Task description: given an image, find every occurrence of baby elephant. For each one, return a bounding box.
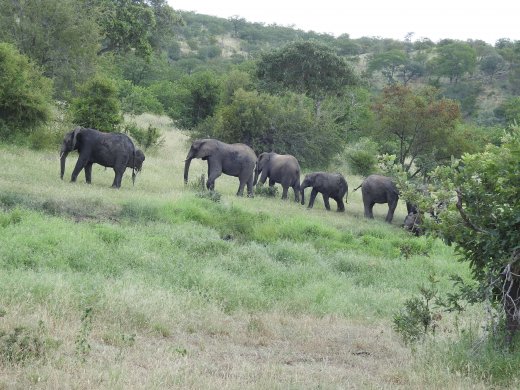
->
[300,172,348,211]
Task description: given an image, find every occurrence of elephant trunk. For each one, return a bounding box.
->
[60,149,69,180]
[184,157,192,184]
[300,184,307,205]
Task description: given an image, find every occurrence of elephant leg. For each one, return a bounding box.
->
[281,185,289,200]
[323,195,331,211]
[336,198,345,212]
[364,200,375,219]
[293,185,300,203]
[207,166,222,191]
[308,188,319,209]
[84,162,94,184]
[386,198,398,223]
[71,153,89,182]
[112,167,125,188]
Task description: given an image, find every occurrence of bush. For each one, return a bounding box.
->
[344,138,379,175]
[119,81,164,115]
[123,121,164,151]
[0,43,53,140]
[69,75,122,132]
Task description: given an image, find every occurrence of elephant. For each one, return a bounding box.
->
[253,152,301,201]
[353,174,414,223]
[60,127,145,188]
[403,211,423,236]
[300,172,348,211]
[184,138,257,197]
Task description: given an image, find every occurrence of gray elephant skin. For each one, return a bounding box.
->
[60,127,145,188]
[300,172,348,211]
[253,152,301,201]
[356,174,401,223]
[184,138,257,197]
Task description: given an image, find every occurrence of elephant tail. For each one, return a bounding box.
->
[353,183,362,192]
[131,147,136,186]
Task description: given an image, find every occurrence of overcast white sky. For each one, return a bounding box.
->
[168,0,519,45]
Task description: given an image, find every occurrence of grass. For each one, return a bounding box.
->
[0,114,517,388]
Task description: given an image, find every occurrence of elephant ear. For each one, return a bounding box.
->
[71,127,83,149]
[196,141,213,158]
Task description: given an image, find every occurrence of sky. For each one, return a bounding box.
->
[168,0,519,45]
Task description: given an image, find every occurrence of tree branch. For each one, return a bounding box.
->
[455,189,488,234]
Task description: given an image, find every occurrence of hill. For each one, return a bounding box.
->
[1,115,505,388]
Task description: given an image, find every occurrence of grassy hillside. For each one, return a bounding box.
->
[0,115,509,388]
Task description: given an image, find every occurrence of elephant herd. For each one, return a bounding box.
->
[59,130,413,227]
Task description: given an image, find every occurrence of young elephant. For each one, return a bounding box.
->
[60,127,145,188]
[300,172,348,211]
[355,174,399,223]
[253,152,301,201]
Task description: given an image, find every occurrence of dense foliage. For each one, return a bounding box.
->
[429,126,520,342]
[70,76,122,132]
[0,43,53,139]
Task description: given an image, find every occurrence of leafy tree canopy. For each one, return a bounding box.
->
[372,84,461,177]
[431,42,477,84]
[256,41,358,103]
[0,43,53,139]
[428,126,520,344]
[0,0,99,98]
[70,75,122,132]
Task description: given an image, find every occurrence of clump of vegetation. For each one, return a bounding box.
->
[0,43,53,141]
[393,275,441,345]
[75,307,93,361]
[254,184,279,198]
[344,137,379,175]
[123,121,165,151]
[0,321,49,364]
[70,75,123,133]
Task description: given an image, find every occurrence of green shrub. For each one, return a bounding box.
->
[119,81,164,115]
[69,75,122,132]
[123,121,164,150]
[344,137,379,175]
[0,43,53,140]
[0,322,49,364]
[254,184,279,198]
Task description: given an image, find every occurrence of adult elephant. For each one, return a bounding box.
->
[60,127,145,188]
[253,152,301,201]
[184,139,257,197]
[300,172,348,211]
[354,174,401,223]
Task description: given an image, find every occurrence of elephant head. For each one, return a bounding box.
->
[60,127,82,180]
[299,173,315,205]
[132,149,146,172]
[253,152,272,185]
[184,139,214,184]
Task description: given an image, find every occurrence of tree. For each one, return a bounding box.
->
[70,75,122,132]
[96,0,156,57]
[428,126,520,345]
[432,42,477,84]
[367,50,407,83]
[168,71,221,130]
[494,97,520,125]
[0,43,53,139]
[196,90,347,168]
[0,0,99,98]
[256,41,358,113]
[367,50,425,85]
[480,54,506,82]
[371,85,461,177]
